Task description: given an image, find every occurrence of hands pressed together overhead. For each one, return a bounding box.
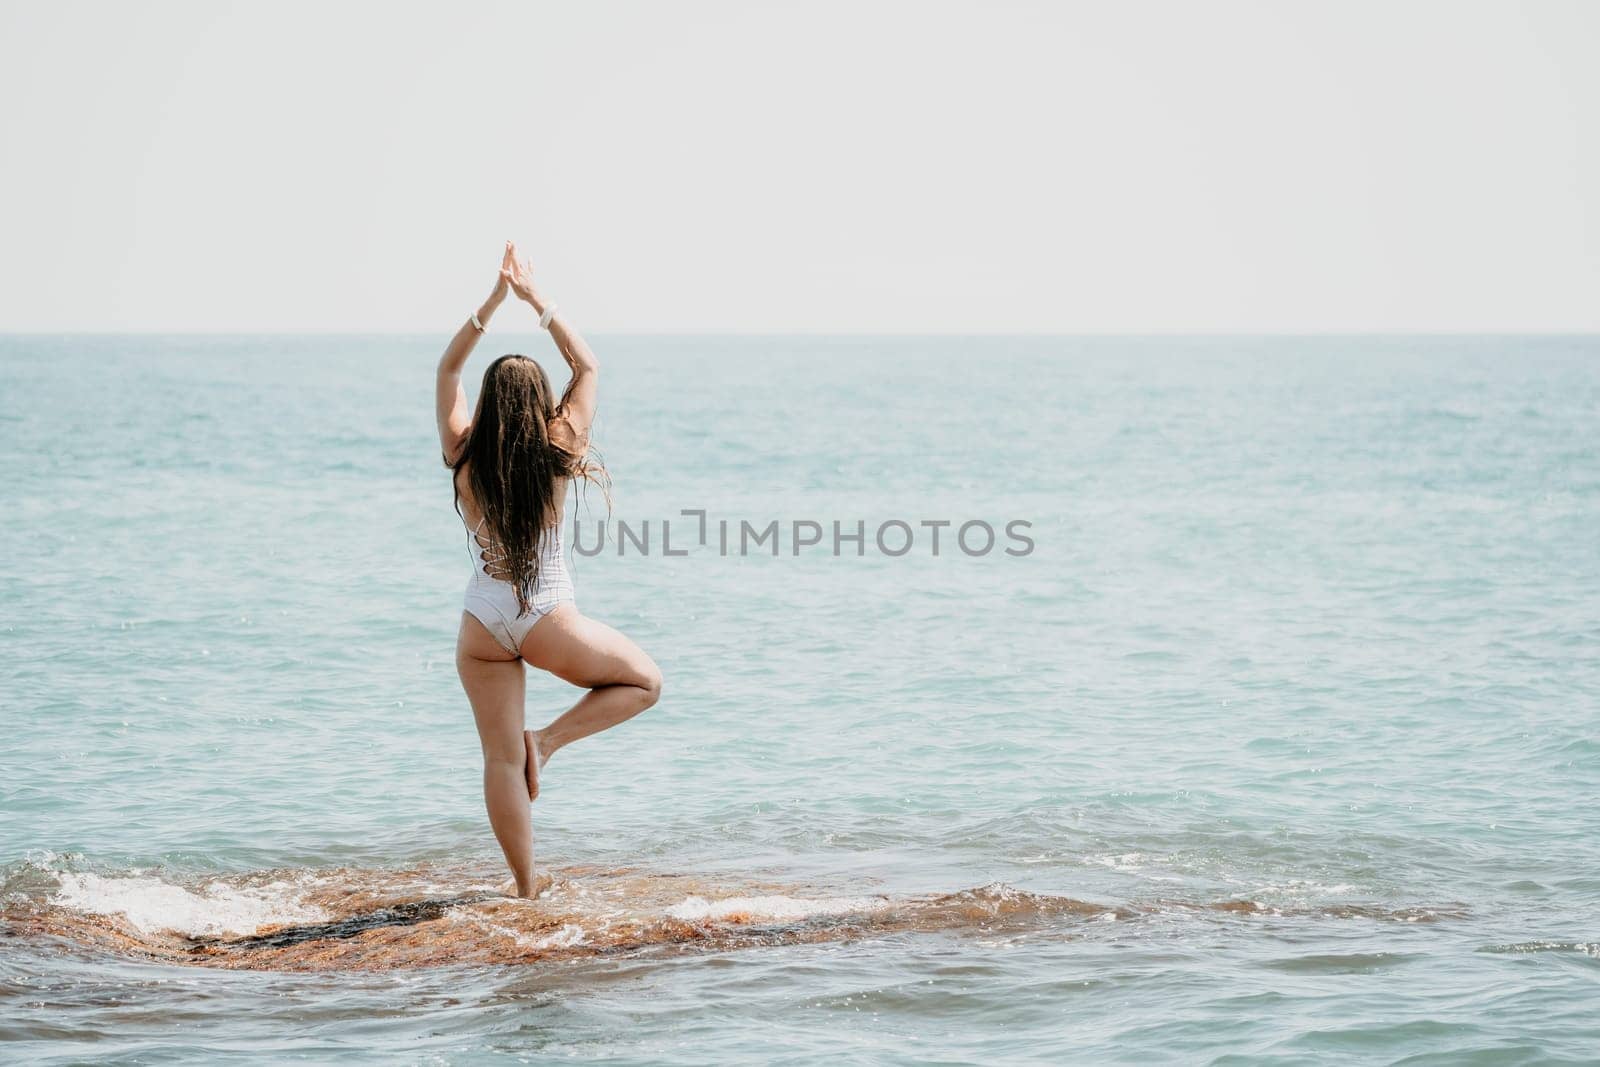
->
[488,241,548,314]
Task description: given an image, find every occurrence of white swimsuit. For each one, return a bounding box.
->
[461,516,575,656]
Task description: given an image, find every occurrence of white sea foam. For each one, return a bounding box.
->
[1254,881,1360,897]
[531,922,588,949]
[665,894,886,923]
[52,872,327,937]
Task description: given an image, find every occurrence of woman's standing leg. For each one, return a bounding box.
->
[455,611,540,896]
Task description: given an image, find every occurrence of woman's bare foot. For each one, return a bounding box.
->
[499,873,553,899]
[523,729,549,801]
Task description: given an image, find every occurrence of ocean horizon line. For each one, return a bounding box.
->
[3,329,1599,339]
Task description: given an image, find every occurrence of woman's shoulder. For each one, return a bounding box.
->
[547,407,589,458]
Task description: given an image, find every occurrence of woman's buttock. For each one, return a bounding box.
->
[461,524,576,657]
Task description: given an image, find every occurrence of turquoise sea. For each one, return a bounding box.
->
[2,334,1598,1064]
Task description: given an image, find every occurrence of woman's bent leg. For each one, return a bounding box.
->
[455,611,539,896]
[519,603,662,761]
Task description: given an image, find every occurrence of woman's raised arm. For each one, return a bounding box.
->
[436,244,513,466]
[501,244,598,448]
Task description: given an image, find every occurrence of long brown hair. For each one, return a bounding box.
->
[451,354,608,615]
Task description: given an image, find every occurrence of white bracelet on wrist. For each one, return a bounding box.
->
[470,312,485,332]
[538,304,559,330]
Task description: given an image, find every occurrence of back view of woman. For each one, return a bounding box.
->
[435,242,662,897]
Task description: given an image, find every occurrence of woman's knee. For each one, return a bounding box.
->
[635,660,663,709]
[481,742,526,768]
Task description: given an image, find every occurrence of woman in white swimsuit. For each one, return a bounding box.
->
[436,242,662,898]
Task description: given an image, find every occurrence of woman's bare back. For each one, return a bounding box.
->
[452,459,570,536]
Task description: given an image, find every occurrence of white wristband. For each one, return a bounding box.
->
[470,312,485,332]
[538,304,559,329]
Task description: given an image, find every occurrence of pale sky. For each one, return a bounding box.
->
[1,0,1596,332]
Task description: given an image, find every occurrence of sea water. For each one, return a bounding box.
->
[1,334,1597,1063]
